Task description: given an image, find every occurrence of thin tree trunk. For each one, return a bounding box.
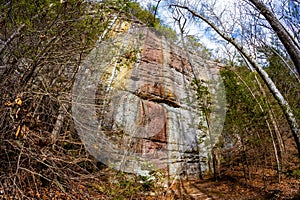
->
[176,16,215,179]
[241,136,251,180]
[51,101,69,144]
[233,69,282,180]
[248,0,300,75]
[252,73,285,160]
[0,24,25,55]
[153,0,162,25]
[270,108,286,156]
[171,5,300,158]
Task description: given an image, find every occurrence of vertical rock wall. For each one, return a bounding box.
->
[72,21,226,179]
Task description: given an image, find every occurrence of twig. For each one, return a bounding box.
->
[0,24,25,55]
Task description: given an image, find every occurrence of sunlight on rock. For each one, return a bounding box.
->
[72,21,226,180]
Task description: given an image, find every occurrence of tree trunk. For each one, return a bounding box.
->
[0,24,25,55]
[51,101,69,144]
[171,5,300,158]
[233,69,282,181]
[248,0,300,75]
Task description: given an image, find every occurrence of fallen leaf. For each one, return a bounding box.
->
[5,101,12,106]
[15,98,22,106]
[15,125,21,138]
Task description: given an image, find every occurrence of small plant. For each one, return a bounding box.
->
[191,79,211,116]
[91,170,165,199]
[286,168,300,178]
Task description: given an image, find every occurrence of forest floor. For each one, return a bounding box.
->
[20,167,299,200]
[1,160,299,199]
[1,131,299,199]
[166,161,300,199]
[172,175,300,200]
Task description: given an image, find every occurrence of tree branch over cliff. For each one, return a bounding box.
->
[247,0,300,75]
[169,4,300,158]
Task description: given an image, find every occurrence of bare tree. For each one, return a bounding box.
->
[247,0,300,75]
[0,0,117,198]
[167,3,300,158]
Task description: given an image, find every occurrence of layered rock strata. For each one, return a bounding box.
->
[72,21,225,178]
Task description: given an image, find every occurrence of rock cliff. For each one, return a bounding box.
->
[72,21,226,179]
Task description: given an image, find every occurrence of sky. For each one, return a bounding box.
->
[136,0,236,52]
[135,0,300,62]
[91,0,299,61]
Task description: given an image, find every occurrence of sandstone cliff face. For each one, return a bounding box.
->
[72,22,226,178]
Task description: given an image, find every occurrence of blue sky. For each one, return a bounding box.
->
[135,0,299,58]
[136,0,222,49]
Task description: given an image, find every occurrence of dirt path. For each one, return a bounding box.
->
[168,174,300,200]
[168,178,264,200]
[168,179,216,200]
[181,181,214,200]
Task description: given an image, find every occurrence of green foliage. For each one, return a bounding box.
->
[219,62,299,182]
[124,1,160,27]
[286,168,300,178]
[89,172,164,199]
[221,68,269,127]
[191,78,211,113]
[186,35,212,59]
[191,78,211,133]
[155,24,178,43]
[105,173,143,199]
[291,168,300,177]
[264,47,300,120]
[1,0,110,88]
[0,1,127,198]
[220,67,276,165]
[121,1,180,43]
